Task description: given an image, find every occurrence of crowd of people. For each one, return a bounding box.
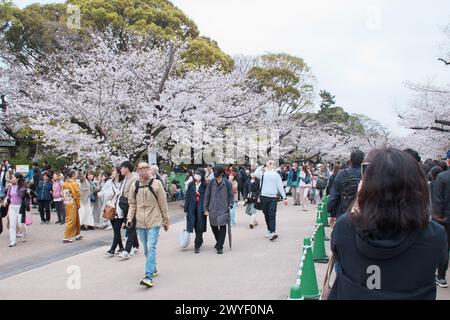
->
[1,147,449,298]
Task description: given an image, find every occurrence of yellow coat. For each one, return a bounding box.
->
[63,178,81,209]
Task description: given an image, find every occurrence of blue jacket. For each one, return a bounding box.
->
[36,180,53,201]
[287,169,301,188]
[184,182,207,233]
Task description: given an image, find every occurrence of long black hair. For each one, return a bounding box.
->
[351,147,430,236]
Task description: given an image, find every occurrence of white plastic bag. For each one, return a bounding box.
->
[179,229,190,249]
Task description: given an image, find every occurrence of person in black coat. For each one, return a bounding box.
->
[329,148,447,300]
[432,151,450,286]
[184,168,208,254]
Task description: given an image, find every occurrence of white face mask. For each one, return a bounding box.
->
[194,174,202,181]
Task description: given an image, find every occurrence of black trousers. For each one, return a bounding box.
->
[110,218,124,252]
[125,222,139,253]
[261,196,277,233]
[438,222,450,279]
[211,225,227,250]
[38,200,51,222]
[194,208,204,249]
[55,201,66,222]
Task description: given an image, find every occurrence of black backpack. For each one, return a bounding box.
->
[340,169,361,211]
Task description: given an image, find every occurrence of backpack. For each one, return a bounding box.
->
[316,177,327,190]
[340,169,361,211]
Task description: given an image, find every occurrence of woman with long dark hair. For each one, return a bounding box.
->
[329,147,447,300]
[184,168,207,254]
[105,167,126,256]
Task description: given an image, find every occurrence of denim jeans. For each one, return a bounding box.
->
[230,201,237,225]
[137,226,161,280]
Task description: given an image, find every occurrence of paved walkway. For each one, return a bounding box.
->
[0,200,449,300]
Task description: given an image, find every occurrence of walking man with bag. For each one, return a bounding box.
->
[127,162,169,288]
[203,165,234,255]
[254,160,288,241]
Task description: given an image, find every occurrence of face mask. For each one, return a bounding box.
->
[194,174,202,181]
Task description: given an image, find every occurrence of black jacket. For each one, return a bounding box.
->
[329,214,447,300]
[243,178,261,204]
[327,166,361,218]
[432,170,450,224]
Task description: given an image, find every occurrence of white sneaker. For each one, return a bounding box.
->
[269,233,278,241]
[22,236,27,243]
[130,247,138,256]
[16,233,24,238]
[105,226,113,231]
[118,251,130,260]
[9,242,16,247]
[265,231,272,238]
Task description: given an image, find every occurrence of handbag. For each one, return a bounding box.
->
[103,205,116,221]
[254,173,264,211]
[320,254,337,300]
[179,228,190,249]
[25,212,33,226]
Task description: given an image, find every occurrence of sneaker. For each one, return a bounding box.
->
[16,233,24,238]
[436,277,448,288]
[265,231,272,238]
[139,278,154,288]
[22,236,27,243]
[105,226,113,231]
[55,220,62,224]
[8,242,16,247]
[45,221,50,224]
[63,238,73,244]
[153,270,159,277]
[40,221,46,225]
[116,248,125,255]
[118,251,130,260]
[195,247,200,254]
[105,250,115,257]
[75,235,84,241]
[269,233,279,241]
[217,248,223,255]
[130,247,138,256]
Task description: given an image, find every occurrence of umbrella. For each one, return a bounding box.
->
[228,210,232,250]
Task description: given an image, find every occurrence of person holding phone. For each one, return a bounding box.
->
[127,161,169,288]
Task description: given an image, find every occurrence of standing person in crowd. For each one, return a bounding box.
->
[105,167,126,256]
[428,166,444,203]
[298,165,311,212]
[0,161,8,197]
[184,168,207,254]
[160,170,168,190]
[329,147,447,300]
[310,165,319,205]
[118,161,139,260]
[88,172,102,227]
[96,171,112,230]
[228,172,239,227]
[316,164,329,200]
[3,173,29,247]
[79,172,95,231]
[184,169,194,195]
[254,160,288,241]
[149,165,163,183]
[243,171,260,229]
[52,172,65,225]
[36,172,53,224]
[29,162,42,208]
[204,165,234,254]
[127,161,169,288]
[238,166,249,201]
[62,169,83,243]
[287,162,301,206]
[326,163,341,196]
[205,164,215,182]
[327,150,364,226]
[432,150,450,288]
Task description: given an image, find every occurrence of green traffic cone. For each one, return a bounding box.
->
[288,279,304,300]
[313,223,329,263]
[300,238,321,299]
[321,208,330,228]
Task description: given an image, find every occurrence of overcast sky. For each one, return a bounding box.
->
[15,0,450,136]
